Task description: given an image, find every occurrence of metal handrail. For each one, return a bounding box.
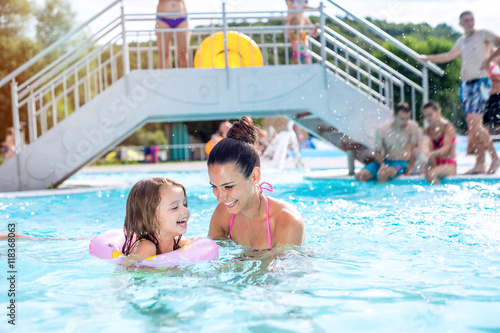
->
[325,0,444,76]
[319,28,423,92]
[18,16,122,93]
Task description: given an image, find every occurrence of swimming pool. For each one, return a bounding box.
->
[1,169,500,332]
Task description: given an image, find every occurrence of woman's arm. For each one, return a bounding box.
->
[208,204,229,239]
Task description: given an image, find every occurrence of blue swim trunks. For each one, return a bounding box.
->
[364,159,409,179]
[460,77,491,114]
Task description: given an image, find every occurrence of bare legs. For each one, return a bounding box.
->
[425,164,457,185]
[156,20,191,69]
[465,113,500,174]
[355,165,397,183]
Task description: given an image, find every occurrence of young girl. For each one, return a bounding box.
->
[121,177,191,264]
[287,15,318,65]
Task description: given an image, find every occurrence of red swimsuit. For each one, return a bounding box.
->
[432,136,456,165]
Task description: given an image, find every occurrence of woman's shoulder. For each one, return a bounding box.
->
[268,196,304,226]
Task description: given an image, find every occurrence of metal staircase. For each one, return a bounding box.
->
[0,0,443,192]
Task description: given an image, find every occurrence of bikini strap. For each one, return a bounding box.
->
[228,182,274,247]
[228,214,235,239]
[263,194,273,250]
[259,182,274,193]
[259,182,274,249]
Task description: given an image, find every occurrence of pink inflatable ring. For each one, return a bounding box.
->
[89,229,219,268]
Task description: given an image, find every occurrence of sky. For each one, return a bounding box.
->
[58,0,498,34]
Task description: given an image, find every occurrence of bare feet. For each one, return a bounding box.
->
[487,159,500,175]
[465,166,486,175]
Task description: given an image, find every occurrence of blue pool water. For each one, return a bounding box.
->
[1,169,500,332]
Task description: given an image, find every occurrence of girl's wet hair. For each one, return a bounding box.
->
[207,116,260,178]
[122,177,186,255]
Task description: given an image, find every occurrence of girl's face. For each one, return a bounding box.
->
[208,163,259,214]
[156,185,190,236]
[422,107,439,126]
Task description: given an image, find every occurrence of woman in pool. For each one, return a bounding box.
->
[156,0,190,68]
[121,177,192,265]
[207,116,305,250]
[421,101,457,184]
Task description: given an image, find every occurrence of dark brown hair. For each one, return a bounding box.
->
[207,116,260,178]
[422,100,441,112]
[122,177,186,255]
[394,102,411,115]
[459,11,473,21]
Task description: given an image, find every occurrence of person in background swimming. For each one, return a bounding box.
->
[121,177,192,266]
[355,102,420,183]
[156,0,190,68]
[207,116,305,250]
[420,101,457,184]
[483,48,500,135]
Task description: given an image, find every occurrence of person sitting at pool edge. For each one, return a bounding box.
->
[355,102,419,183]
[419,101,457,185]
[207,116,305,249]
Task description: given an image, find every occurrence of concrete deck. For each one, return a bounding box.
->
[0,149,498,198]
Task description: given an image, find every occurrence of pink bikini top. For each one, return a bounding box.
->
[228,182,274,251]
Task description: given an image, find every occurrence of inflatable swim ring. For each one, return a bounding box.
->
[89,229,218,268]
[194,31,263,68]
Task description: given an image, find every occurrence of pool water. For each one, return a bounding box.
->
[1,169,500,332]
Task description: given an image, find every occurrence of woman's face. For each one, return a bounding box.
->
[208,163,258,214]
[422,107,439,126]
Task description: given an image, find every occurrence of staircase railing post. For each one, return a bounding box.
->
[120,0,130,76]
[319,2,327,89]
[222,2,230,89]
[422,65,429,103]
[10,79,22,154]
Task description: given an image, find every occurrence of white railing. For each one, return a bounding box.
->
[102,143,208,163]
[1,1,444,154]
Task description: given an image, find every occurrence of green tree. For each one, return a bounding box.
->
[36,0,76,48]
[0,0,33,38]
[0,0,38,138]
[0,0,77,140]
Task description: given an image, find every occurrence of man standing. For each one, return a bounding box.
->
[356,102,419,183]
[420,11,500,174]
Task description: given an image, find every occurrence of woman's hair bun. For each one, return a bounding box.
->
[226,116,259,147]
